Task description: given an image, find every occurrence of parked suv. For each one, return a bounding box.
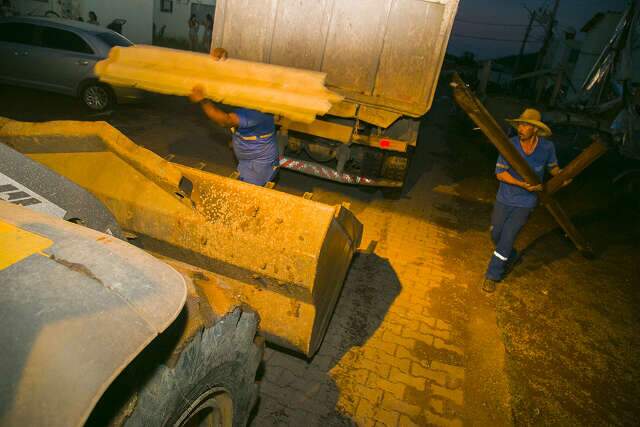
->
[0,16,143,111]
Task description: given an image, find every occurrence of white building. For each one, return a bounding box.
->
[12,0,154,44]
[569,11,625,96]
[153,0,216,46]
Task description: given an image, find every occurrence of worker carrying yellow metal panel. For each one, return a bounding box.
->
[189,48,278,186]
[94,44,342,124]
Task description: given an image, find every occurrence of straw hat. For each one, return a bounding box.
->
[507,108,552,137]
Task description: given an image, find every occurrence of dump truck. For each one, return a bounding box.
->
[0,117,362,426]
[212,0,459,187]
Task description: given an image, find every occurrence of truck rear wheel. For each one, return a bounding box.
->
[88,308,263,427]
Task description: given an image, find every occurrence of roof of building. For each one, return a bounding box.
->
[581,11,623,33]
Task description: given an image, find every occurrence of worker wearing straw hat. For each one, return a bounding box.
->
[482,108,562,293]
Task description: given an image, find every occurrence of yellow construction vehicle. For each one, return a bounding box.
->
[0,117,362,426]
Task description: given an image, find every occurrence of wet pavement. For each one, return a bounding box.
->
[1,83,638,426]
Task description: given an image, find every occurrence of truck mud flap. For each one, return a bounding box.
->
[0,118,363,356]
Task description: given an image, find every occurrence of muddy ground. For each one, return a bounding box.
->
[1,80,638,425]
[438,99,640,425]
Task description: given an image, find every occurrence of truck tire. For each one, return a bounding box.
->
[88,308,263,427]
[360,149,384,177]
[304,142,335,163]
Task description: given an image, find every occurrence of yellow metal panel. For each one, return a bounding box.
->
[212,0,277,62]
[373,1,446,111]
[0,118,362,356]
[269,0,332,70]
[321,0,393,94]
[357,105,402,128]
[0,218,52,270]
[95,45,342,124]
[213,0,460,117]
[327,101,358,118]
[278,117,353,143]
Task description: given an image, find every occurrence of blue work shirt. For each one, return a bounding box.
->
[495,136,558,208]
[232,108,278,163]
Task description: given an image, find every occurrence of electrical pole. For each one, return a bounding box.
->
[536,0,561,71]
[533,0,560,101]
[514,9,536,75]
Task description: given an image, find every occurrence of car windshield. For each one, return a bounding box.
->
[96,31,133,47]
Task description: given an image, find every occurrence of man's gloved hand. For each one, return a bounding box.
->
[190,85,206,103]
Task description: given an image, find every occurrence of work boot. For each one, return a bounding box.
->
[481,278,499,293]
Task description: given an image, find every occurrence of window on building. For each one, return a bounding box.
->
[161,0,173,13]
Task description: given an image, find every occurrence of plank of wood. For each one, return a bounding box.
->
[545,135,608,196]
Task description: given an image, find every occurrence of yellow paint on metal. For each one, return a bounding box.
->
[0,118,362,356]
[0,217,52,270]
[94,45,343,124]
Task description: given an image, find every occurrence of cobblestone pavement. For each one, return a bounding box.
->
[0,85,492,426]
[250,104,477,427]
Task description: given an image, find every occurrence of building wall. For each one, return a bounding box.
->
[13,0,152,44]
[569,12,622,97]
[153,0,215,46]
[82,0,153,44]
[14,0,61,16]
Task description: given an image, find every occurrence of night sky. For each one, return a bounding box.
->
[448,0,629,59]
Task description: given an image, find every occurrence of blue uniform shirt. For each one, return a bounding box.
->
[495,136,558,208]
[232,108,277,163]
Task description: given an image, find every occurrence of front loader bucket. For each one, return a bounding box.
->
[0,118,362,356]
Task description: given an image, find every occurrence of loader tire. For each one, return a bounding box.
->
[89,308,263,427]
[129,308,262,427]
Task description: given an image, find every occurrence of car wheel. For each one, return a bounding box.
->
[81,83,114,112]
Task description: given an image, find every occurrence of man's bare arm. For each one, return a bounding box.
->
[200,102,240,128]
[496,171,542,192]
[189,85,240,129]
[549,165,562,176]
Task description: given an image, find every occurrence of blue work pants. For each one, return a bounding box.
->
[237,159,278,186]
[485,201,533,281]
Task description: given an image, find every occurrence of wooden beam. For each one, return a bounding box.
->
[545,135,608,195]
[450,72,593,256]
[540,196,593,256]
[450,73,541,185]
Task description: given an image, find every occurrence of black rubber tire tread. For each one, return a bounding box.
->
[381,156,408,181]
[124,308,262,427]
[303,142,335,163]
[360,150,384,177]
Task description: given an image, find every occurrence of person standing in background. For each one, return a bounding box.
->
[0,0,16,17]
[203,14,213,52]
[188,14,200,51]
[88,11,99,25]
